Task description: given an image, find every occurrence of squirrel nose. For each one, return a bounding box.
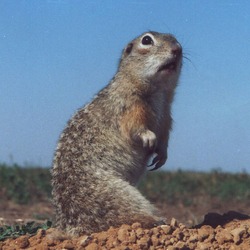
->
[171,44,182,58]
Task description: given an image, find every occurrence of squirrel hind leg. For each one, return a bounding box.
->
[95,177,165,230]
[56,174,166,236]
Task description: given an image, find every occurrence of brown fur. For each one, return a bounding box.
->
[120,102,151,140]
[51,31,182,236]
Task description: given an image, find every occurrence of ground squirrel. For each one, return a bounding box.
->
[51,31,182,236]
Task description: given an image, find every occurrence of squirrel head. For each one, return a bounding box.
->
[119,31,182,87]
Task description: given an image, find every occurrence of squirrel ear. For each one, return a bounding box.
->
[120,43,133,65]
[123,43,133,57]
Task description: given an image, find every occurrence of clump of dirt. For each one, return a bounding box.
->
[1,211,250,250]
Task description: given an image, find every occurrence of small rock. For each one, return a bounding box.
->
[175,241,187,248]
[215,230,233,244]
[79,235,92,247]
[119,246,130,250]
[198,227,210,241]
[188,235,198,243]
[173,228,184,240]
[144,229,152,236]
[164,239,171,247]
[36,229,46,239]
[46,237,56,246]
[170,237,176,244]
[159,232,169,243]
[151,226,160,236]
[96,231,109,243]
[131,222,142,229]
[160,224,172,234]
[197,241,210,250]
[111,239,120,247]
[15,235,30,249]
[167,246,178,250]
[85,242,98,250]
[170,218,178,228]
[231,227,246,244]
[117,227,130,242]
[137,236,150,249]
[188,242,198,249]
[179,223,187,230]
[135,228,144,238]
[128,230,137,243]
[15,219,24,223]
[62,240,74,249]
[151,235,159,247]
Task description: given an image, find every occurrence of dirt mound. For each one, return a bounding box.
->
[1,211,250,250]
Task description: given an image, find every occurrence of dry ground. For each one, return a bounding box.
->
[1,200,250,249]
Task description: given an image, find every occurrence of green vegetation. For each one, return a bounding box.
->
[139,169,250,205]
[0,163,250,206]
[0,163,51,204]
[0,221,52,241]
[0,163,53,241]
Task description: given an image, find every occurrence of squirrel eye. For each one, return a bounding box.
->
[141,35,154,45]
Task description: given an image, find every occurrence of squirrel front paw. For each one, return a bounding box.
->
[137,130,157,149]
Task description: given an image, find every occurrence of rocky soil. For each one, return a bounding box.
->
[1,211,250,250]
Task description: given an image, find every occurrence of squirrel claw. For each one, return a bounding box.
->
[148,156,159,167]
[148,154,167,171]
[149,163,161,171]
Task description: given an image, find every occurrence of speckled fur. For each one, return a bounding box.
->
[51,31,182,235]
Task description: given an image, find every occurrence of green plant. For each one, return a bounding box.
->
[138,169,250,205]
[0,163,51,204]
[0,221,52,241]
[1,163,250,206]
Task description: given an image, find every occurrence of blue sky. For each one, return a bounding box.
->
[1,1,250,172]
